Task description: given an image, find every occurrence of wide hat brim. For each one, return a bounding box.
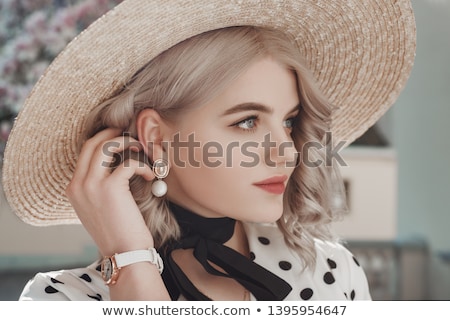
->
[2,0,416,226]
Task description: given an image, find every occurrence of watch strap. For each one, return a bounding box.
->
[114,248,163,273]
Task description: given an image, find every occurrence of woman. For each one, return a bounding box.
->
[2,0,416,301]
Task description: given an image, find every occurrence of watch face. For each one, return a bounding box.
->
[102,258,113,281]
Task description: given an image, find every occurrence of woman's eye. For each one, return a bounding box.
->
[234,116,258,130]
[283,116,296,129]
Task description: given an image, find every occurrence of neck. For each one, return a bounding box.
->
[170,221,250,300]
[167,200,249,256]
[167,201,236,244]
[224,221,249,257]
[162,201,292,300]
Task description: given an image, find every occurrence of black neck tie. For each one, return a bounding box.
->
[159,202,292,300]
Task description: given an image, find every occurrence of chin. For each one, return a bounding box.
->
[250,206,284,224]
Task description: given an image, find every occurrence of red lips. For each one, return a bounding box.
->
[253,175,288,195]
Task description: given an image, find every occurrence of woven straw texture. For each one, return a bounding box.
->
[2,0,416,225]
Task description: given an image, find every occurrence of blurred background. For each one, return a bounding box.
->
[0,0,449,300]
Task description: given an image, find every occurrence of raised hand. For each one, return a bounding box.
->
[66,128,155,257]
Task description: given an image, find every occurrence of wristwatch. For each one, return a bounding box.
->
[101,248,164,285]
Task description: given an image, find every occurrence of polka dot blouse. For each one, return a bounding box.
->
[19,222,371,301]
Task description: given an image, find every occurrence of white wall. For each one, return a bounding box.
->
[333,147,398,241]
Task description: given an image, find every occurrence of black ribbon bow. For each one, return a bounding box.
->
[159,202,292,300]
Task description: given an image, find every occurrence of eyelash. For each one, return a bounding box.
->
[231,114,298,133]
[232,115,258,132]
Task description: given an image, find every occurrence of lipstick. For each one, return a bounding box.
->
[253,175,288,195]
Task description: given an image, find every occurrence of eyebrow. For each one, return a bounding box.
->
[221,102,300,116]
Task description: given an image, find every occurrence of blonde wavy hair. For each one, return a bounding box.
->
[82,26,347,268]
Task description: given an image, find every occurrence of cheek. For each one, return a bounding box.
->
[178,154,245,195]
[169,144,252,201]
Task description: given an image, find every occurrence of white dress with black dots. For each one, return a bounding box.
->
[19,222,371,301]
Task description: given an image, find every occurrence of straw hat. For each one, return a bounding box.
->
[2,0,416,226]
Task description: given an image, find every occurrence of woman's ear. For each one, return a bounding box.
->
[136,108,166,162]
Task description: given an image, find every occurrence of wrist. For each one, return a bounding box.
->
[98,232,155,257]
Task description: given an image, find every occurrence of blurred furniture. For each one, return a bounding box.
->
[346,239,429,300]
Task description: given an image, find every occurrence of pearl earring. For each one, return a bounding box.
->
[151,159,169,197]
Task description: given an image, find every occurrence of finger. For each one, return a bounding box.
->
[109,158,155,182]
[74,128,123,180]
[87,135,145,180]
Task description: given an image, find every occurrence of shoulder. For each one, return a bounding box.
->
[313,239,371,298]
[314,238,360,268]
[244,221,355,261]
[244,222,371,300]
[19,261,109,301]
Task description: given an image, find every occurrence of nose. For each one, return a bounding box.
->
[262,128,298,168]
